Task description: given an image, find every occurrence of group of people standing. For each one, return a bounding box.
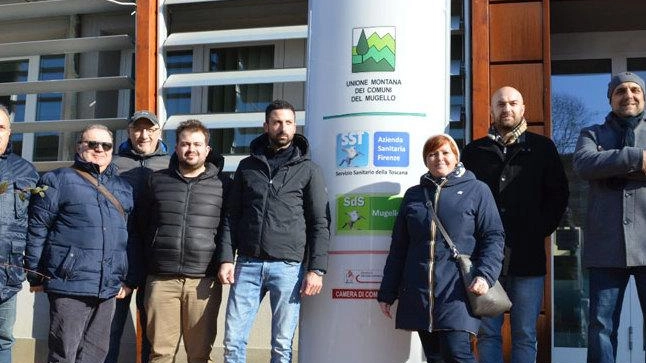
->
[379,72,646,363]
[0,72,644,363]
[0,99,329,363]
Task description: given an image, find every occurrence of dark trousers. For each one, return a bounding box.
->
[48,293,116,363]
[418,330,476,363]
[105,288,150,363]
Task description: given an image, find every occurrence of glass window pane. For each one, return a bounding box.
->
[208,45,274,114]
[551,58,612,349]
[165,50,193,117]
[205,46,275,155]
[34,55,64,162]
[628,58,646,82]
[0,59,28,155]
[450,0,467,147]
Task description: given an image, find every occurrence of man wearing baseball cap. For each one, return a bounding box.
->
[573,72,646,363]
[106,110,170,363]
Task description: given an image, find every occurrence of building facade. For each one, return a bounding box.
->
[2,0,646,362]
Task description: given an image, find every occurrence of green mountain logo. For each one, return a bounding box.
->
[352,27,396,73]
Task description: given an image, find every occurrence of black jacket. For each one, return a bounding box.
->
[112,140,170,286]
[218,133,330,271]
[145,153,226,277]
[462,132,569,276]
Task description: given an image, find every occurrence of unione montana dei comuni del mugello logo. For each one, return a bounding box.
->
[352,26,395,73]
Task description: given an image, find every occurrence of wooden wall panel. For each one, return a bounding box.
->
[135,0,156,112]
[490,2,543,62]
[527,124,545,135]
[471,0,491,139]
[490,63,544,122]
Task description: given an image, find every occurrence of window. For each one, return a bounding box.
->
[33,55,64,162]
[450,0,469,147]
[165,50,193,117]
[628,57,646,81]
[162,44,304,156]
[207,45,274,155]
[0,59,28,155]
[551,58,612,349]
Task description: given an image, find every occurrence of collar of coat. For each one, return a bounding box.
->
[117,139,169,159]
[420,162,471,188]
[249,133,311,164]
[488,118,528,146]
[73,153,118,177]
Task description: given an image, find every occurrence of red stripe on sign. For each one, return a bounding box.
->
[332,289,379,299]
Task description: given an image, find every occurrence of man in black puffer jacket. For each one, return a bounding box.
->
[218,100,330,363]
[143,120,228,363]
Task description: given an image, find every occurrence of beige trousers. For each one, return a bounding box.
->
[145,275,222,363]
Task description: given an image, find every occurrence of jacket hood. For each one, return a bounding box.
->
[117,139,169,158]
[73,153,118,177]
[420,162,476,188]
[168,149,224,176]
[249,133,311,162]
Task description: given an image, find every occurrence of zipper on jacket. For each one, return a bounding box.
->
[179,181,194,275]
[258,158,273,255]
[428,178,447,331]
[96,172,107,298]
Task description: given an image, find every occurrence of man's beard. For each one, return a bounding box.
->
[179,157,205,172]
[269,133,292,149]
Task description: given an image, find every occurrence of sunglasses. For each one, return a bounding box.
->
[81,140,113,151]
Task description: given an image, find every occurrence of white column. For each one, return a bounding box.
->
[301,1,450,362]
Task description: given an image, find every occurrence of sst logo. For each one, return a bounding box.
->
[336,132,369,168]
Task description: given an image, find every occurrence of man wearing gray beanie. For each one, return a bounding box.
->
[573,71,646,363]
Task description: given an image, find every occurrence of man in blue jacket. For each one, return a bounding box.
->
[25,124,133,363]
[106,110,169,363]
[0,104,38,363]
[218,100,330,363]
[573,72,646,363]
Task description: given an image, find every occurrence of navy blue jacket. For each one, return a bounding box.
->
[378,166,505,333]
[0,146,38,302]
[25,155,133,299]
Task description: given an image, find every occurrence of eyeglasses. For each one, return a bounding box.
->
[80,140,113,151]
[130,126,161,134]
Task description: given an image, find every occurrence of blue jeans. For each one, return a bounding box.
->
[223,256,303,363]
[419,330,476,363]
[587,267,646,363]
[0,294,17,363]
[105,288,149,363]
[477,275,544,363]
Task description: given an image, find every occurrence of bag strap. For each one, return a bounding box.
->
[71,167,125,217]
[422,187,461,258]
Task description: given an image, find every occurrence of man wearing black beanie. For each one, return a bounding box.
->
[573,71,646,363]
